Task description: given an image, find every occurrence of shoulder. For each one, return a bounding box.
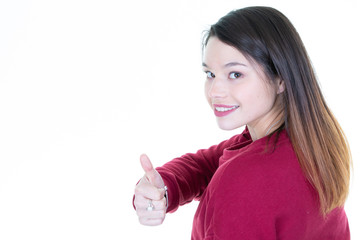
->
[208,132,318,238]
[219,131,302,185]
[218,132,311,202]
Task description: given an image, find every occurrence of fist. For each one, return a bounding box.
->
[134,154,167,226]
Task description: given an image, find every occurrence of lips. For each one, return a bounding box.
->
[213,104,239,117]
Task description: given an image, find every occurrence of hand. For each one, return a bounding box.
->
[134,154,167,226]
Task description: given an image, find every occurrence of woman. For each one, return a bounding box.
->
[133,6,351,239]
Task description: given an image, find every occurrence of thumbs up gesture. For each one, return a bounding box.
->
[134,154,167,226]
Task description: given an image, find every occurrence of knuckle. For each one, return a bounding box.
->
[153,219,162,226]
[154,210,166,218]
[154,191,163,201]
[138,217,147,225]
[158,210,166,218]
[157,198,167,209]
[136,210,142,218]
[134,185,142,195]
[133,198,141,209]
[161,197,166,207]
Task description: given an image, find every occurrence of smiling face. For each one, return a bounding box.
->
[203,37,285,140]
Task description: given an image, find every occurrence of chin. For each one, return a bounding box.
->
[216,121,244,131]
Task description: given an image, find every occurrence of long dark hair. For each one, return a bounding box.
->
[203,6,351,215]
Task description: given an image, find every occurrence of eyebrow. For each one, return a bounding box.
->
[202,62,209,68]
[224,62,247,68]
[202,61,247,68]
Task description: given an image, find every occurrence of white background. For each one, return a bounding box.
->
[0,0,359,239]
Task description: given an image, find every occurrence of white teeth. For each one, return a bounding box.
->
[215,106,238,112]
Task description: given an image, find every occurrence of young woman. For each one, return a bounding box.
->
[133,6,351,239]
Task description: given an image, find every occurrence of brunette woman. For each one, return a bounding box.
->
[134,6,351,239]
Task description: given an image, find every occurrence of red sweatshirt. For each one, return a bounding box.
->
[156,128,350,239]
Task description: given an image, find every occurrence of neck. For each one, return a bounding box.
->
[248,118,282,141]
[265,119,281,135]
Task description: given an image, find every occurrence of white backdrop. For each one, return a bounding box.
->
[0,0,359,239]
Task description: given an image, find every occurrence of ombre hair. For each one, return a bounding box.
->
[203,6,351,215]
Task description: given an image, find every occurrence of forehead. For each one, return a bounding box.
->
[203,37,250,66]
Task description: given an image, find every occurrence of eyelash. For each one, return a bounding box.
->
[204,71,243,79]
[229,72,242,79]
[205,71,215,79]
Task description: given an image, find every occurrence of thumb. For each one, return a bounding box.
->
[140,154,164,188]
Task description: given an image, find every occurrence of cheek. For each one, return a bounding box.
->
[253,89,277,112]
[236,84,275,112]
[204,81,211,104]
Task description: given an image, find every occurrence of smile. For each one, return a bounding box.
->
[215,106,238,112]
[213,104,239,117]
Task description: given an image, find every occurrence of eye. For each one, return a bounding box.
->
[205,71,215,79]
[229,72,242,79]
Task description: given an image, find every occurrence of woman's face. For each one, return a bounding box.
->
[203,37,284,139]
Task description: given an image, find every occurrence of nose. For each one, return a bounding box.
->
[207,78,226,100]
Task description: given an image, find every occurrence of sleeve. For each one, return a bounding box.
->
[156,134,243,213]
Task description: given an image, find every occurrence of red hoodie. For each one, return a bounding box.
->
[155,128,350,239]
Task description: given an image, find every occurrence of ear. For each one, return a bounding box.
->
[276,78,285,94]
